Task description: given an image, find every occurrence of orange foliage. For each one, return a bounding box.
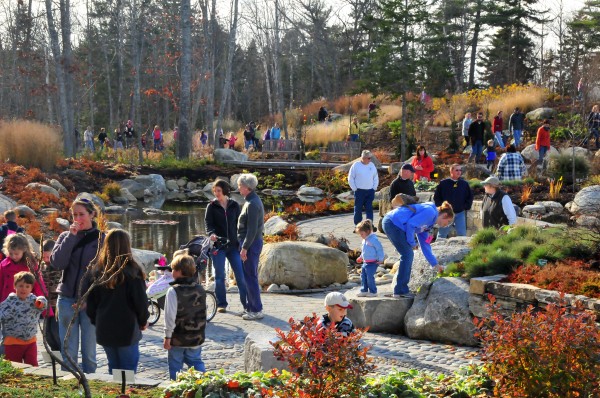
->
[370,149,393,164]
[23,219,43,241]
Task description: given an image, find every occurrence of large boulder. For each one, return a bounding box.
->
[296,185,324,196]
[119,179,146,199]
[165,179,179,191]
[526,107,556,121]
[570,185,600,216]
[25,183,60,199]
[49,179,67,193]
[244,332,288,372]
[259,242,348,290]
[214,148,249,162]
[13,204,36,217]
[346,286,413,334]
[404,277,478,346]
[75,192,106,212]
[134,174,167,195]
[560,147,593,159]
[119,188,137,202]
[264,216,289,236]
[521,144,559,162]
[0,194,17,214]
[462,163,492,180]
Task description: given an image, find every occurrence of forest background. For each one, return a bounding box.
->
[0,0,598,158]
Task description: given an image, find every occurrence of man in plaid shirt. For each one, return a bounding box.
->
[497,144,526,181]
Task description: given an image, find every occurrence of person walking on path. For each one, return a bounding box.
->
[237,174,265,321]
[382,200,454,297]
[51,198,104,374]
[461,113,472,149]
[508,107,525,147]
[586,105,600,149]
[83,126,95,151]
[535,119,551,166]
[389,164,416,201]
[348,150,379,230]
[86,229,149,374]
[493,111,505,149]
[356,220,385,297]
[411,145,434,182]
[468,112,485,163]
[433,164,473,239]
[497,144,526,181]
[205,179,248,313]
[481,176,517,228]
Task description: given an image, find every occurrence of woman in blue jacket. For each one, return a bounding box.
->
[382,200,454,297]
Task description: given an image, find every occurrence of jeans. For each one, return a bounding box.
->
[85,140,94,151]
[57,295,97,373]
[494,132,505,149]
[353,188,375,226]
[211,246,248,310]
[513,130,522,147]
[360,262,378,293]
[153,138,161,151]
[102,344,140,374]
[469,140,483,162]
[589,128,600,149]
[437,211,467,238]
[245,140,252,150]
[349,134,359,142]
[168,346,205,380]
[382,217,413,295]
[242,238,263,313]
[538,146,549,165]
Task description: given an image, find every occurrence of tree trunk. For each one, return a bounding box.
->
[44,46,54,123]
[131,0,147,162]
[178,0,192,159]
[262,55,273,117]
[86,0,94,129]
[216,0,239,136]
[116,0,124,125]
[206,0,217,143]
[468,0,483,89]
[273,0,288,139]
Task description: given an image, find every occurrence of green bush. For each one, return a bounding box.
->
[467,179,482,189]
[0,358,21,382]
[548,153,590,180]
[470,228,499,247]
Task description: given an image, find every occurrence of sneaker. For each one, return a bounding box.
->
[217,307,227,313]
[357,291,370,297]
[367,292,378,297]
[242,311,264,321]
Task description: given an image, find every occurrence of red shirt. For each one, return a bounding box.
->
[0,257,53,317]
[411,155,434,181]
[493,116,503,133]
[535,126,551,150]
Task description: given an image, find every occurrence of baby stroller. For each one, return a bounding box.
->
[146,235,228,325]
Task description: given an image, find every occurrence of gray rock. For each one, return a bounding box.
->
[405,277,478,346]
[230,174,241,190]
[166,180,179,191]
[134,174,167,195]
[13,204,35,217]
[104,205,126,214]
[202,183,213,192]
[280,284,290,291]
[111,196,129,205]
[26,183,59,198]
[269,189,295,196]
[39,208,59,215]
[560,146,592,159]
[526,107,556,121]
[264,216,289,236]
[259,242,349,290]
[62,169,87,179]
[416,191,433,202]
[106,221,124,230]
[176,178,187,187]
[521,144,559,162]
[266,284,281,292]
[119,179,146,199]
[297,194,320,203]
[388,162,403,176]
[0,194,17,214]
[576,215,600,227]
[26,235,40,256]
[571,185,600,216]
[462,163,492,180]
[534,201,563,213]
[189,189,206,199]
[244,332,288,373]
[49,179,67,193]
[0,176,3,184]
[522,204,546,215]
[346,287,413,334]
[337,191,354,203]
[299,234,330,245]
[120,188,137,202]
[55,218,70,231]
[214,148,249,162]
[186,182,197,190]
[296,185,324,196]
[132,248,163,274]
[75,192,106,212]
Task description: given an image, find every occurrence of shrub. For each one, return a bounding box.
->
[270,314,375,398]
[313,170,350,194]
[102,182,122,200]
[469,228,499,247]
[0,120,62,171]
[475,294,600,397]
[547,152,591,180]
[0,358,21,382]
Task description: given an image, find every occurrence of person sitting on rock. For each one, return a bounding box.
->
[318,292,355,337]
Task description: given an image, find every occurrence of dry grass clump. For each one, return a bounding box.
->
[304,119,349,147]
[0,120,62,170]
[377,105,403,125]
[302,99,329,119]
[333,94,374,114]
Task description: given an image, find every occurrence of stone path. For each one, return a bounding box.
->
[32,212,479,385]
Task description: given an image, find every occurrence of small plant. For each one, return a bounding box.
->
[271,314,375,398]
[548,153,591,180]
[475,294,600,397]
[520,183,532,203]
[548,176,563,200]
[313,170,350,194]
[0,358,21,382]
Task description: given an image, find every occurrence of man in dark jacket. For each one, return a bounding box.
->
[468,112,486,163]
[508,107,525,147]
[433,164,473,238]
[389,163,417,200]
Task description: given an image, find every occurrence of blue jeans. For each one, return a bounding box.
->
[382,217,413,295]
[349,134,359,142]
[211,246,248,310]
[245,140,252,149]
[513,130,522,147]
[353,188,375,226]
[538,146,549,165]
[469,140,483,162]
[360,262,378,293]
[57,295,97,373]
[494,132,505,149]
[102,344,139,374]
[437,211,467,238]
[168,346,205,380]
[242,238,263,313]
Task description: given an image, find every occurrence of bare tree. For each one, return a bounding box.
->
[178,0,193,159]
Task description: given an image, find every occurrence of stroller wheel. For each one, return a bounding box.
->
[206,291,217,322]
[148,300,161,326]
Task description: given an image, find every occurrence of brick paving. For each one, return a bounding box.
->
[32,212,479,385]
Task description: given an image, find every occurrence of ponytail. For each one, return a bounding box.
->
[437,201,455,219]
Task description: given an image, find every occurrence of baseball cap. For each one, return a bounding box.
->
[481,176,501,186]
[401,163,415,173]
[324,292,353,309]
[361,150,372,158]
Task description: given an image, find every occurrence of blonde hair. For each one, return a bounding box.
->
[438,201,455,220]
[171,254,196,277]
[3,233,36,267]
[355,219,373,234]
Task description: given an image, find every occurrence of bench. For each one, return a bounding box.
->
[320,141,362,161]
[262,139,303,160]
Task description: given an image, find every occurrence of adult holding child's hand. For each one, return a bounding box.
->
[51,197,104,374]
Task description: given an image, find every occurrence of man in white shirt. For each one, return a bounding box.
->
[348,150,379,230]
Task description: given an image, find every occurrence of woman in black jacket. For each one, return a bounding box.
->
[204,179,248,313]
[86,229,149,374]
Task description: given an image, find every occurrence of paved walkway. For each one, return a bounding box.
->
[32,212,479,384]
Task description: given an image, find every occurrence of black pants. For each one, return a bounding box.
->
[44,313,61,352]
